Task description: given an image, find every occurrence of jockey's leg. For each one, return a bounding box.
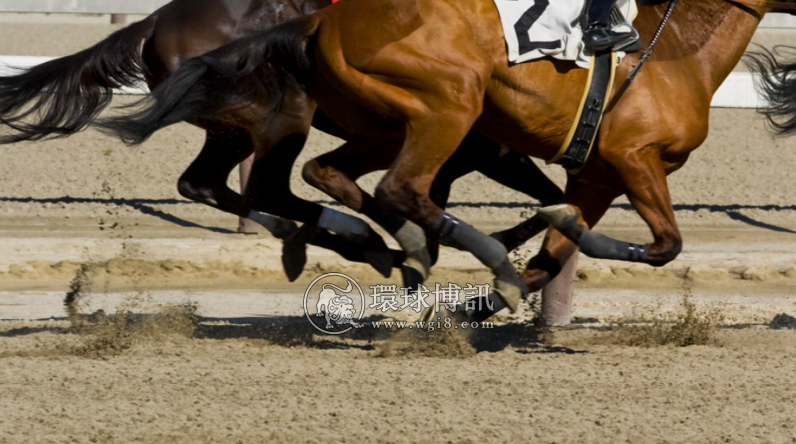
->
[583,0,636,51]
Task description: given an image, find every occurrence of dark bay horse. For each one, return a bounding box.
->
[0,0,562,285]
[96,0,773,318]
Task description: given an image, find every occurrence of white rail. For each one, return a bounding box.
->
[0,0,170,14]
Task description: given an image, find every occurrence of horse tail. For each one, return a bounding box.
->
[96,16,321,145]
[744,46,796,136]
[0,16,157,144]
[322,281,353,294]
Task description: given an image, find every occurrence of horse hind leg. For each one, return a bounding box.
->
[245,132,394,281]
[177,128,297,238]
[302,137,430,290]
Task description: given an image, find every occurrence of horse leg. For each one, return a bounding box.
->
[178,128,297,239]
[303,136,429,289]
[538,147,682,267]
[434,131,564,252]
[521,178,619,291]
[246,132,394,280]
[237,153,259,234]
[375,100,526,316]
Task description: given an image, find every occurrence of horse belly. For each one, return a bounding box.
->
[477,60,588,161]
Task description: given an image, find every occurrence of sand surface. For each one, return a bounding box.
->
[0,17,794,444]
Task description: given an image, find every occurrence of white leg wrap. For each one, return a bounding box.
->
[317,208,369,241]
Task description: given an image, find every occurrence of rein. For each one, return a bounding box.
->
[626,0,679,83]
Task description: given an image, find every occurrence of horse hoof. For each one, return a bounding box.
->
[270,219,299,240]
[281,225,319,282]
[400,265,425,292]
[281,241,307,282]
[537,204,578,228]
[363,232,393,278]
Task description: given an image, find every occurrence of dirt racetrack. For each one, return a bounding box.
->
[0,16,795,444]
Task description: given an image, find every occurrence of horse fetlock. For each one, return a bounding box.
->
[537,204,579,230]
[493,278,523,314]
[248,210,298,239]
[648,237,682,267]
[520,268,553,294]
[401,248,431,290]
[394,220,427,253]
[317,207,370,243]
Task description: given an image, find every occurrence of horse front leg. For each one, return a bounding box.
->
[539,145,682,267]
[376,107,527,318]
[521,177,619,291]
[302,137,429,290]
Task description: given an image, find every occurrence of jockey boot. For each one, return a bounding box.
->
[583,0,636,51]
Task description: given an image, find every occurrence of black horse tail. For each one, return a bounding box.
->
[744,45,796,136]
[96,16,320,145]
[0,16,157,144]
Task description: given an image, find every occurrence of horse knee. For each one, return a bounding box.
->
[375,178,432,223]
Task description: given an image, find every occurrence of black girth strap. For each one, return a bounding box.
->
[548,50,617,174]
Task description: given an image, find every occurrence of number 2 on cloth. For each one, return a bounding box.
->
[514,0,560,55]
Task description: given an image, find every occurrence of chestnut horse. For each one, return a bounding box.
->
[96,0,776,319]
[0,0,562,285]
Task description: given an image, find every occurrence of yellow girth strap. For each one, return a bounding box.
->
[547,52,618,175]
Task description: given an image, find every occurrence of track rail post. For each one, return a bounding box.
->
[541,250,578,325]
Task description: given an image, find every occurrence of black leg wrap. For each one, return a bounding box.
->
[579,231,649,262]
[490,215,550,252]
[554,214,649,263]
[464,293,508,324]
[434,213,507,270]
[362,201,405,234]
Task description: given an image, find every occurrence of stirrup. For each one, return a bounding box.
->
[613,22,640,53]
